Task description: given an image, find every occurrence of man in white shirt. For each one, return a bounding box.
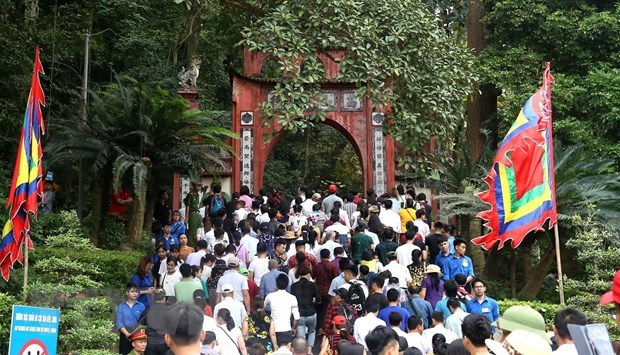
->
[213,284,247,329]
[388,312,408,338]
[405,315,432,354]
[552,307,586,354]
[423,311,458,344]
[248,243,270,285]
[216,257,250,311]
[324,215,351,251]
[379,200,401,233]
[240,225,258,262]
[445,297,469,338]
[413,209,430,241]
[395,231,421,266]
[353,302,386,350]
[264,274,300,345]
[315,231,346,261]
[383,251,412,288]
[185,240,209,266]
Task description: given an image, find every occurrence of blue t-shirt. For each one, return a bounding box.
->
[115,301,145,331]
[434,297,466,320]
[466,296,500,322]
[157,235,179,251]
[378,305,411,332]
[445,254,474,281]
[130,273,154,308]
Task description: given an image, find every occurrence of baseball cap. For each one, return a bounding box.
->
[368,205,380,213]
[600,269,620,305]
[491,305,551,344]
[260,222,270,232]
[333,315,347,326]
[387,251,397,259]
[239,268,249,276]
[222,284,234,293]
[334,288,349,299]
[312,192,321,200]
[227,257,241,267]
[328,184,337,193]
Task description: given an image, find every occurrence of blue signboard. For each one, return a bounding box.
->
[9,305,61,355]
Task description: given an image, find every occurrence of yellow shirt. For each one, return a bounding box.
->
[398,208,416,232]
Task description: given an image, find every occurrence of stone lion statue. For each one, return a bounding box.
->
[178,57,201,88]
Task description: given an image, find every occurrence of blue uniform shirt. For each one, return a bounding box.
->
[466,296,500,322]
[445,254,474,281]
[157,235,179,251]
[434,297,466,320]
[115,301,145,331]
[434,252,453,281]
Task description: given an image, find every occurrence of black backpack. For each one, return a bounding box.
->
[345,281,366,314]
[337,303,356,333]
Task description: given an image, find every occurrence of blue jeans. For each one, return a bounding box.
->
[297,313,317,347]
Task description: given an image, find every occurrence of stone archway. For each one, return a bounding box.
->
[231,48,395,195]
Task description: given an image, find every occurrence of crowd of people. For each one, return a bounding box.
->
[116,182,615,355]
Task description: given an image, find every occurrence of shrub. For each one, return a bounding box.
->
[0,293,19,353]
[29,210,87,246]
[498,299,563,330]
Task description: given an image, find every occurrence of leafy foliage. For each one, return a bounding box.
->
[0,293,19,353]
[240,0,476,172]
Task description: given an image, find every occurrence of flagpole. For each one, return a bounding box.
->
[554,224,565,304]
[23,235,29,302]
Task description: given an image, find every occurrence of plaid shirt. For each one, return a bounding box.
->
[323,301,357,335]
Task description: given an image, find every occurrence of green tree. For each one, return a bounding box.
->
[47,77,236,245]
[240,0,476,172]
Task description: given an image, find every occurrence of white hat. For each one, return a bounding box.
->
[222,284,234,293]
[486,330,552,355]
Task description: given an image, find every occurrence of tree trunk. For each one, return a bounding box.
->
[89,178,104,246]
[483,245,502,279]
[126,194,146,246]
[143,170,162,235]
[467,216,486,275]
[519,246,556,298]
[185,0,203,66]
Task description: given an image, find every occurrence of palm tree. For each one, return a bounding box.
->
[47,76,237,245]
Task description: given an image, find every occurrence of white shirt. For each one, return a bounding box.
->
[354,313,386,350]
[241,234,258,262]
[405,332,432,354]
[256,212,269,224]
[384,261,412,288]
[392,326,408,338]
[215,325,243,354]
[396,243,421,266]
[248,257,270,285]
[234,208,248,221]
[289,213,309,232]
[339,209,351,228]
[423,325,457,344]
[413,219,430,240]
[315,240,347,261]
[186,249,207,266]
[325,223,350,237]
[379,209,402,233]
[553,344,578,354]
[264,289,300,332]
[213,296,247,329]
[160,271,182,296]
[216,270,249,302]
[300,198,316,216]
[445,309,469,338]
[203,315,217,332]
[365,230,380,246]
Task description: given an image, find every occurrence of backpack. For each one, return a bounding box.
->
[346,281,366,314]
[337,303,356,333]
[210,194,225,215]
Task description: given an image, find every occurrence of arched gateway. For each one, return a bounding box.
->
[231,49,396,195]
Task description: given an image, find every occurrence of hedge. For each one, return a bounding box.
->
[30,247,145,291]
[0,293,20,353]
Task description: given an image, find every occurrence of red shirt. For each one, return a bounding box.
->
[109,189,132,219]
[248,279,259,310]
[287,251,318,271]
[314,260,338,295]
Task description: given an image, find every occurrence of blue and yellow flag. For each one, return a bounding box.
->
[0,47,46,280]
[474,65,557,250]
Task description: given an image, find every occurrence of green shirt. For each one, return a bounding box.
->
[351,233,374,261]
[174,278,203,303]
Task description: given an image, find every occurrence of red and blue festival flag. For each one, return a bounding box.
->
[0,47,46,280]
[474,64,557,250]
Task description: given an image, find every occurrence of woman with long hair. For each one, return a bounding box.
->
[215,308,247,355]
[178,233,194,262]
[151,244,167,288]
[232,230,250,266]
[130,256,155,308]
[407,249,425,286]
[420,264,445,308]
[242,296,275,353]
[160,256,182,298]
[319,315,356,355]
